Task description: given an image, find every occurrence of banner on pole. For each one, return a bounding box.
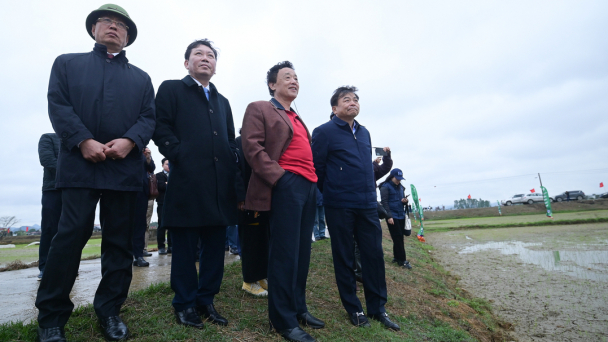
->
[496,200,502,215]
[410,184,425,242]
[541,186,553,218]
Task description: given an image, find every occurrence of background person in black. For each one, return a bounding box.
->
[133,147,155,267]
[35,4,155,342]
[235,131,270,297]
[153,39,238,329]
[37,133,61,281]
[156,158,171,255]
[379,168,412,269]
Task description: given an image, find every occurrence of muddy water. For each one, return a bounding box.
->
[429,223,608,342]
[0,251,241,325]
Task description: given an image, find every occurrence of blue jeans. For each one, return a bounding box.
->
[314,206,326,239]
[226,225,240,253]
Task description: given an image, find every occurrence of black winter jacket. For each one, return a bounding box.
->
[48,43,156,191]
[153,76,238,228]
[38,133,60,191]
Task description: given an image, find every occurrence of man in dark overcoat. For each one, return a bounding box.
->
[242,61,324,342]
[312,86,400,331]
[37,133,62,281]
[153,39,238,329]
[35,4,155,342]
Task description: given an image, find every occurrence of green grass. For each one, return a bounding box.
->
[0,239,158,268]
[415,210,608,231]
[0,229,508,341]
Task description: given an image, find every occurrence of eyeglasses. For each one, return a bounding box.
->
[96,18,129,31]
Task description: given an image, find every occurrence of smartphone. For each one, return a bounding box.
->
[374,147,387,156]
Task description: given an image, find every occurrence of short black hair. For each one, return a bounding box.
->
[330,86,359,107]
[185,39,218,61]
[161,158,168,165]
[267,61,294,96]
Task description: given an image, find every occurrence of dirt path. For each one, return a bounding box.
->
[428,223,608,342]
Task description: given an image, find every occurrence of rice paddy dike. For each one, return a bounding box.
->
[424,208,608,342]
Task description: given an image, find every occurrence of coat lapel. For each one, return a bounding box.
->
[269,99,293,133]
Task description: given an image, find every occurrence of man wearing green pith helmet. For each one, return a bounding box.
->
[35,4,155,342]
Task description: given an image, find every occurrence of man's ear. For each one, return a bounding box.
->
[184,59,189,69]
[91,24,97,38]
[331,105,337,113]
[125,35,130,45]
[268,82,276,92]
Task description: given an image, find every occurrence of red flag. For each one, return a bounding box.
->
[7,228,10,233]
[467,194,471,199]
[26,226,29,232]
[530,189,536,193]
[601,182,604,188]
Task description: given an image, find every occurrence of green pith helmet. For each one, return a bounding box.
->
[85,4,137,46]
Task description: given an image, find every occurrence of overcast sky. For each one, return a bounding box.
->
[1,0,607,225]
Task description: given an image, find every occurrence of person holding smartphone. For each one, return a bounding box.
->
[379,169,412,269]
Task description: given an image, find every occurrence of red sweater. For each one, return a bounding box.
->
[278,110,317,183]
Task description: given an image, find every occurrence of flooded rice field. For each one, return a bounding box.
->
[0,251,241,325]
[429,223,608,342]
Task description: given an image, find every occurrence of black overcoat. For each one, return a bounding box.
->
[48,43,156,191]
[38,133,60,191]
[153,76,238,228]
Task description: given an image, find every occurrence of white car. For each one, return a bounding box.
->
[502,194,525,206]
[521,193,546,204]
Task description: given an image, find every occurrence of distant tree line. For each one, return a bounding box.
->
[453,198,491,209]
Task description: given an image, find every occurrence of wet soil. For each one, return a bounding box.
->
[428,223,608,342]
[0,251,241,325]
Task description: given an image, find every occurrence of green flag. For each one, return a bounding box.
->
[497,200,502,215]
[541,186,553,217]
[410,184,424,238]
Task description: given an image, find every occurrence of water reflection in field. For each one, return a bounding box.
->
[459,241,608,282]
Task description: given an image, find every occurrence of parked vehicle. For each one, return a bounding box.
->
[600,192,608,199]
[522,193,547,204]
[554,190,585,202]
[501,194,525,206]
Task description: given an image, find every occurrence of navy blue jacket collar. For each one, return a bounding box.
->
[270,98,295,112]
[93,43,128,62]
[331,115,361,130]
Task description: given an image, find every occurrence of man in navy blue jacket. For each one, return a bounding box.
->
[35,4,155,342]
[312,86,400,331]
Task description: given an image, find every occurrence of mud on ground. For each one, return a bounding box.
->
[428,223,608,342]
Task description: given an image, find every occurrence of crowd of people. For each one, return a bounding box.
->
[34,4,413,342]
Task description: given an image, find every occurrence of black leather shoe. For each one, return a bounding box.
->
[402,261,413,269]
[98,316,129,341]
[297,312,325,329]
[348,312,371,327]
[197,303,228,326]
[142,250,152,257]
[37,271,44,281]
[369,312,400,331]
[276,327,316,342]
[133,257,149,267]
[38,326,66,342]
[175,307,204,329]
[158,248,167,255]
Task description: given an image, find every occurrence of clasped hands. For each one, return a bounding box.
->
[80,138,136,163]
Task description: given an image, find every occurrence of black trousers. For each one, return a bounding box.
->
[36,188,137,328]
[170,226,226,311]
[238,222,269,283]
[132,191,149,258]
[39,190,62,272]
[325,207,387,315]
[268,172,316,331]
[387,218,407,263]
[156,203,172,249]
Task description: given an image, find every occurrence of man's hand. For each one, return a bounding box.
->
[374,157,382,164]
[80,139,108,163]
[143,147,152,164]
[401,198,408,204]
[387,218,394,225]
[238,201,245,211]
[383,146,391,153]
[104,138,136,160]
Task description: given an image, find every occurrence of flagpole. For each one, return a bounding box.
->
[538,173,543,188]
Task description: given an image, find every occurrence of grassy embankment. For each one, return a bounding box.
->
[0,225,512,341]
[414,209,608,232]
